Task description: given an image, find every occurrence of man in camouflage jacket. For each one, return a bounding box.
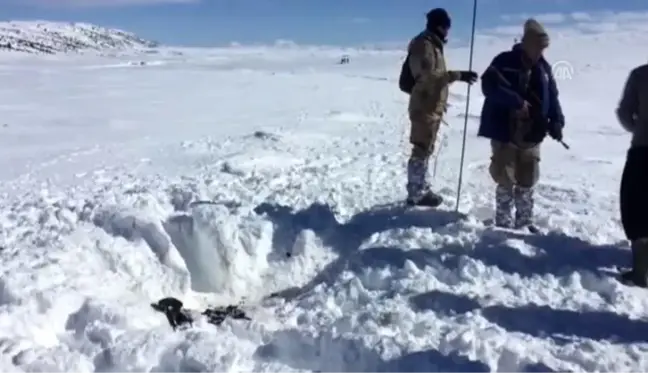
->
[405,8,478,207]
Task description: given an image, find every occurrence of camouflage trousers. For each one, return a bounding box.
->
[406,111,442,200]
[489,140,540,228]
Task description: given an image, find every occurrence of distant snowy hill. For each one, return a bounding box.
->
[0,20,158,54]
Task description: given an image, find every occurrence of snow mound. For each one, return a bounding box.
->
[0,20,158,54]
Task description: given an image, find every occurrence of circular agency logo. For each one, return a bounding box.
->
[551,60,574,80]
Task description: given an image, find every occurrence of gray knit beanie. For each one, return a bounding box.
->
[522,18,549,47]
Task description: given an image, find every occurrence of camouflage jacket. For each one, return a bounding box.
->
[407,31,461,117]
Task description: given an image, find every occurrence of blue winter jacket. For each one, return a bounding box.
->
[477,44,565,143]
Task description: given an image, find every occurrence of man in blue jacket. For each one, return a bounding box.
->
[478,18,565,232]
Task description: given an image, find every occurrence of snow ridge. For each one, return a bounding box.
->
[0,20,158,54]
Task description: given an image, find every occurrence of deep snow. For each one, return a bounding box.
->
[1,19,648,372]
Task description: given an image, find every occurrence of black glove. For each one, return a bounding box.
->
[458,70,478,84]
[548,123,563,141]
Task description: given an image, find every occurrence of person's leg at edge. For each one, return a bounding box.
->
[406,113,443,207]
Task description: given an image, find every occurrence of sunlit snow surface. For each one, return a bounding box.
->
[1,27,648,372]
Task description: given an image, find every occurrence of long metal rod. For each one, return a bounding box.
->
[454,0,479,212]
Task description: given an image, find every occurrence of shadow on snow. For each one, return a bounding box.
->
[410,288,648,345]
[254,201,628,300]
[253,201,464,257]
[252,201,636,371]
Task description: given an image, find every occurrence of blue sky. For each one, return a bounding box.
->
[4,0,648,47]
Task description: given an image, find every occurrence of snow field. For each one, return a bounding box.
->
[0,33,647,371]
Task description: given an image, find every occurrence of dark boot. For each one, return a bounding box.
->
[406,155,439,207]
[406,190,444,207]
[621,239,648,287]
[406,153,444,207]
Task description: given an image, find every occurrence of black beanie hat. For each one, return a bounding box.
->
[426,8,451,28]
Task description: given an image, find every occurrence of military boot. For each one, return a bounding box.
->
[406,156,443,207]
[621,238,648,288]
[494,184,514,228]
[514,186,539,233]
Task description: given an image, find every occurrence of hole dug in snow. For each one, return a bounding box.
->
[88,198,279,302]
[162,204,273,299]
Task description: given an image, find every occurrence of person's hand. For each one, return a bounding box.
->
[458,70,478,84]
[548,123,563,141]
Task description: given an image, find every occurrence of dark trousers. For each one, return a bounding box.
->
[620,147,648,241]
